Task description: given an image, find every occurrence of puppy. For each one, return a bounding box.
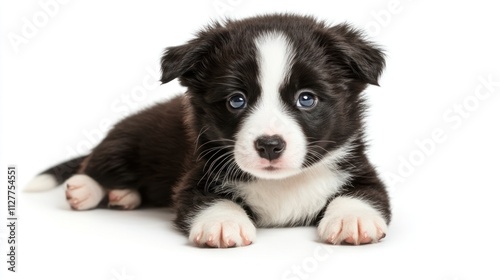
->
[26,14,391,248]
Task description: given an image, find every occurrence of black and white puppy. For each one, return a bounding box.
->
[26,14,391,248]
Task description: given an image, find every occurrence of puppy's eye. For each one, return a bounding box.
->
[296,91,317,109]
[227,93,247,110]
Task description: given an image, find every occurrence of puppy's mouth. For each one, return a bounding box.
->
[241,159,303,180]
[256,159,285,172]
[262,163,287,173]
[263,165,278,171]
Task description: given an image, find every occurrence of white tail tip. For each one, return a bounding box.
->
[24,174,59,192]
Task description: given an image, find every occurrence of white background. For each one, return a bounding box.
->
[1,0,500,279]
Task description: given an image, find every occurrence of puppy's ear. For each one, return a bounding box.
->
[160,24,227,85]
[160,39,207,84]
[320,23,385,86]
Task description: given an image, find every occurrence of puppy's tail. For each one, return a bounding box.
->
[24,156,87,192]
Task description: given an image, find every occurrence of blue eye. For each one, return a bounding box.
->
[296,91,317,108]
[228,93,247,110]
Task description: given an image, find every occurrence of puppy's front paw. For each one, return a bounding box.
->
[189,200,256,248]
[65,174,105,210]
[318,197,387,245]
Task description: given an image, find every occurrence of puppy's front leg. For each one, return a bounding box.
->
[317,172,391,245]
[180,199,256,248]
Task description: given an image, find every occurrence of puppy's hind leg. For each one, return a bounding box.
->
[65,175,142,210]
[65,174,106,210]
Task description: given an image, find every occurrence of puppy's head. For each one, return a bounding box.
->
[161,14,385,180]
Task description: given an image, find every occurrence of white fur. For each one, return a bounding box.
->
[108,189,141,210]
[317,196,387,245]
[24,174,58,192]
[189,200,256,248]
[234,32,306,179]
[234,141,354,227]
[64,174,105,210]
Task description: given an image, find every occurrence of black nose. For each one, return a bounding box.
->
[254,135,286,161]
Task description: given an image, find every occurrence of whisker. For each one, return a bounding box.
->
[197,145,233,161]
[193,126,210,154]
[199,143,234,158]
[228,161,244,186]
[204,152,234,191]
[199,148,230,182]
[307,144,331,154]
[225,162,239,185]
[212,154,235,183]
[196,138,236,154]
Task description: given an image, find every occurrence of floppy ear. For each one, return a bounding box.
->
[320,23,385,86]
[160,38,207,84]
[160,24,228,85]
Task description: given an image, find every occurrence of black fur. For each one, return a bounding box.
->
[41,156,86,184]
[37,14,391,242]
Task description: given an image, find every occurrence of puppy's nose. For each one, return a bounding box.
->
[254,135,286,161]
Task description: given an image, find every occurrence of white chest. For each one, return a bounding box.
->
[235,165,350,227]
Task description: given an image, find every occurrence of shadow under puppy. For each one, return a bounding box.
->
[26,14,391,248]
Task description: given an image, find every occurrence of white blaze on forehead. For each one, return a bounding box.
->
[234,31,307,179]
[255,32,295,105]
